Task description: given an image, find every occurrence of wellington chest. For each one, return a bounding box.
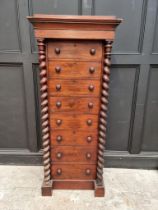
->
[28,14,122,197]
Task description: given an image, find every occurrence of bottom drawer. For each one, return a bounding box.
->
[51,164,96,180]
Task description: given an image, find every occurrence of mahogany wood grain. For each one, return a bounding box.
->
[48,61,101,79]
[50,113,98,130]
[51,164,96,180]
[51,146,97,163]
[33,22,115,31]
[28,14,122,197]
[28,15,122,40]
[36,29,115,40]
[47,41,102,60]
[48,79,101,97]
[28,14,122,24]
[53,180,94,190]
[50,130,98,146]
[49,97,100,114]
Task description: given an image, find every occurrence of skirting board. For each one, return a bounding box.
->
[0,150,157,169]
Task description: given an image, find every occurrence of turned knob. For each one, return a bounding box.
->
[56,152,62,159]
[56,168,62,175]
[56,135,62,142]
[55,48,60,54]
[56,101,62,108]
[85,169,91,175]
[55,66,61,73]
[87,119,93,126]
[56,84,61,91]
[87,136,92,142]
[88,85,94,92]
[89,67,95,74]
[56,119,62,126]
[88,102,93,109]
[90,48,96,55]
[86,153,91,159]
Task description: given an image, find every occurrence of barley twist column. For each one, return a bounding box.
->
[96,40,113,185]
[37,39,51,185]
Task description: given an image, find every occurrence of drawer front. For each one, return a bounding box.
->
[51,130,98,146]
[49,97,100,114]
[51,164,96,180]
[48,79,101,97]
[51,146,97,163]
[50,114,98,130]
[47,41,102,60]
[48,61,102,79]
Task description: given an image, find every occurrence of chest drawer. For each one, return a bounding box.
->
[50,130,98,146]
[49,97,100,114]
[51,146,97,163]
[48,79,101,97]
[48,61,102,79]
[51,164,96,180]
[50,114,98,130]
[47,41,102,60]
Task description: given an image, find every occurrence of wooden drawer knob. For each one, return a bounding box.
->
[87,136,93,142]
[56,135,62,142]
[85,169,91,175]
[89,67,95,74]
[56,168,62,175]
[88,102,93,109]
[56,101,62,108]
[56,119,62,126]
[88,85,94,92]
[87,119,92,126]
[56,152,62,159]
[56,84,61,91]
[86,152,91,159]
[55,66,61,73]
[55,48,60,54]
[90,48,96,55]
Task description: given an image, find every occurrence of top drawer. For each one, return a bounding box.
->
[47,40,102,60]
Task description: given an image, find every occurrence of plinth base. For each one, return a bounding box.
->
[41,179,105,197]
[94,180,105,197]
[41,180,53,196]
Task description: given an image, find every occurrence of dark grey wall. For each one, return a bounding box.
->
[0,0,158,168]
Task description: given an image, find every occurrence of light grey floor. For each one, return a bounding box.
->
[0,166,157,210]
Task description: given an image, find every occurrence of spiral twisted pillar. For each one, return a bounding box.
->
[95,40,113,196]
[37,39,52,196]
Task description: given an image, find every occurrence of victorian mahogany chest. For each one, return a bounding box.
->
[28,15,122,197]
